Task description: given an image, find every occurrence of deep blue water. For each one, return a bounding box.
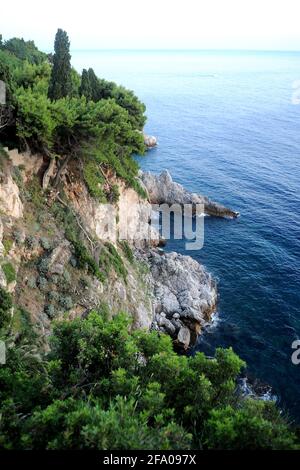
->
[72,50,300,420]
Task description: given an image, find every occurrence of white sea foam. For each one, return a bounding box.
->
[238,377,277,402]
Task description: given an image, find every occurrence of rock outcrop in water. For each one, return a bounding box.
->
[143,133,157,148]
[139,169,239,218]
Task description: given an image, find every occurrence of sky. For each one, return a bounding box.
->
[2,0,300,51]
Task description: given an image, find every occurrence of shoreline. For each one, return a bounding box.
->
[137,167,239,349]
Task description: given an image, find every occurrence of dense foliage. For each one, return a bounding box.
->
[0,288,12,329]
[0,30,146,199]
[0,37,46,65]
[0,309,298,450]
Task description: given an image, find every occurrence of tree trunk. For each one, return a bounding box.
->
[42,157,56,190]
[52,154,72,188]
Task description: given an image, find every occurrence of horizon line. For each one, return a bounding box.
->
[68,48,300,53]
[43,47,300,54]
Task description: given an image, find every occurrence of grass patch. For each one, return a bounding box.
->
[24,176,45,209]
[2,237,13,254]
[119,240,134,264]
[11,166,24,189]
[71,238,105,282]
[99,242,127,280]
[10,306,37,341]
[85,146,147,200]
[2,262,16,284]
[83,161,107,203]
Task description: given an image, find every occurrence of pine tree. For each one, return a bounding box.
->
[48,29,72,101]
[79,69,92,100]
[88,68,100,101]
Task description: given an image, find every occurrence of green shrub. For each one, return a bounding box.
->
[0,144,8,161]
[10,306,36,341]
[27,276,37,289]
[62,270,71,284]
[0,310,298,450]
[70,256,77,268]
[2,263,16,284]
[11,166,24,189]
[47,291,59,302]
[98,243,127,280]
[3,238,13,254]
[37,276,48,291]
[51,275,59,285]
[59,295,73,310]
[79,277,90,290]
[33,223,40,233]
[13,229,25,246]
[2,37,47,64]
[109,183,120,203]
[37,213,47,225]
[71,238,105,282]
[24,177,44,208]
[205,400,299,450]
[25,235,38,250]
[83,161,106,202]
[0,287,12,329]
[16,87,55,151]
[119,240,134,264]
[44,304,56,319]
[40,237,51,250]
[38,257,49,275]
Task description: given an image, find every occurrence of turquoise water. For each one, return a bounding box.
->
[72,50,300,420]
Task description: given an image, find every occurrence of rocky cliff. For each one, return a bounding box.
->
[0,149,237,349]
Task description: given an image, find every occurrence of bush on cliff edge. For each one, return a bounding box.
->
[0,310,298,450]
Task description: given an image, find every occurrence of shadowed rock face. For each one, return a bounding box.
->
[139,169,239,218]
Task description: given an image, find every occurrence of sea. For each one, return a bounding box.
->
[72,49,300,420]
